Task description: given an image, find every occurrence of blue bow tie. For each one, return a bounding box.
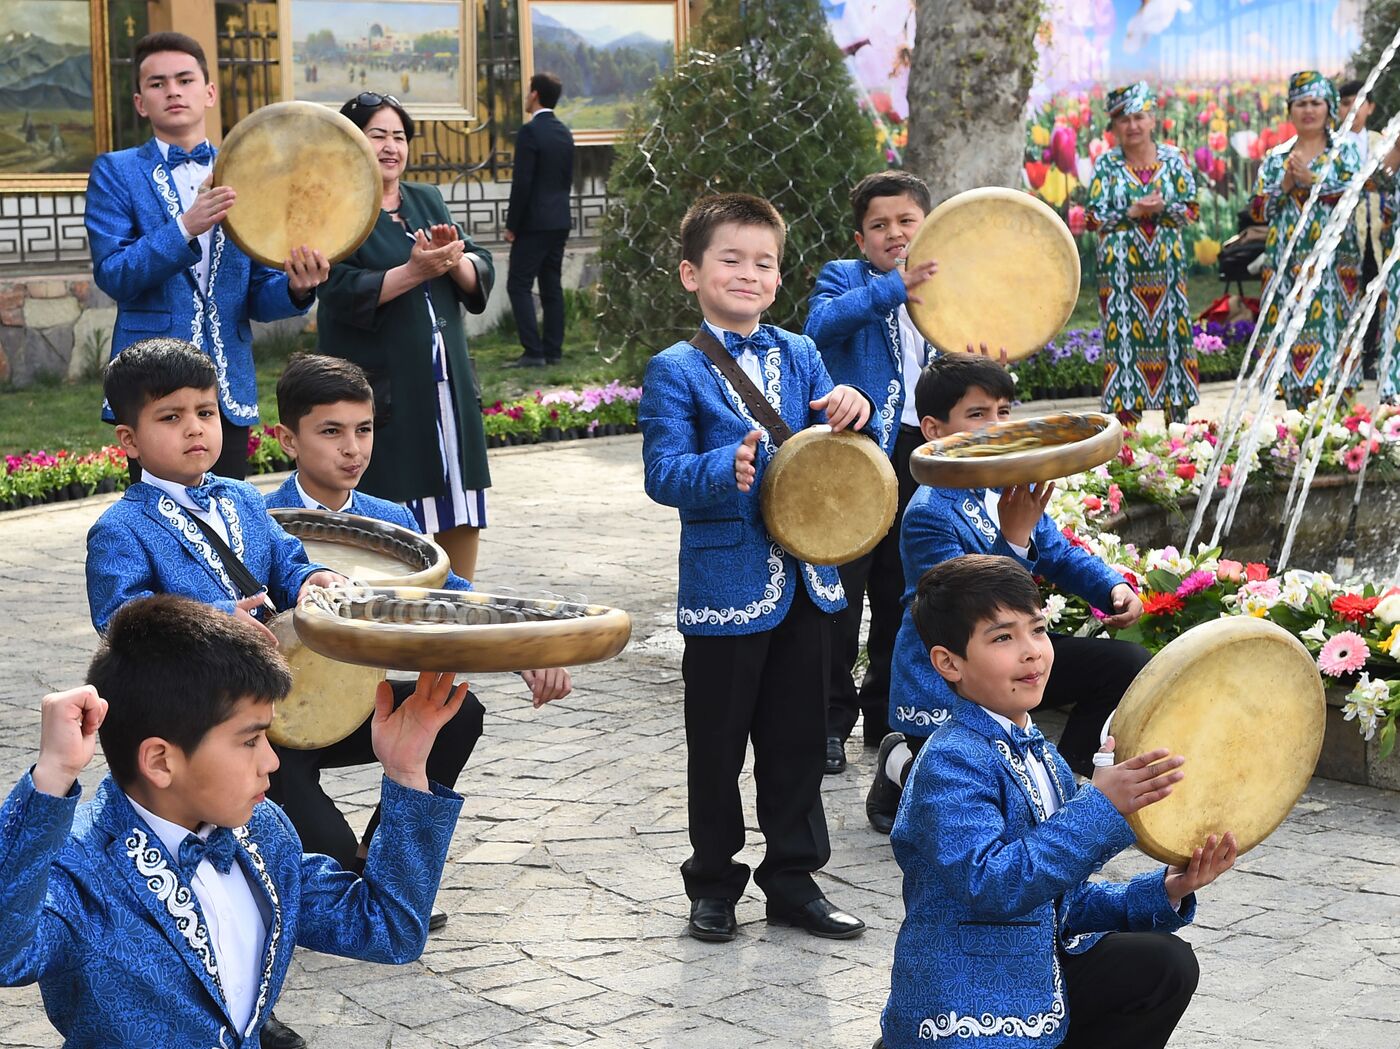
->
[177,827,238,877]
[184,480,219,513]
[721,327,776,357]
[1008,722,1050,762]
[166,141,214,168]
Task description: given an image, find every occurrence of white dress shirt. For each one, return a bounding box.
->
[294,473,353,512]
[156,138,214,295]
[531,107,554,120]
[705,320,766,391]
[982,490,1031,559]
[896,305,929,427]
[984,709,1061,816]
[141,470,231,546]
[126,795,269,1033]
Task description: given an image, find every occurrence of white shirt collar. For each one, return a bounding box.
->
[703,319,760,342]
[126,792,213,855]
[983,707,1035,737]
[531,107,553,119]
[141,470,210,513]
[293,472,353,513]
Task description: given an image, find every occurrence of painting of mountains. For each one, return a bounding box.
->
[526,1,681,140]
[0,2,95,176]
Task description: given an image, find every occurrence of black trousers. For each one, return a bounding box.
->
[1361,240,1381,378]
[267,679,485,868]
[507,229,569,362]
[680,585,833,909]
[127,412,249,483]
[828,424,924,744]
[1059,932,1199,1048]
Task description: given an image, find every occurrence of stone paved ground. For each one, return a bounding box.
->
[2,394,1399,1048]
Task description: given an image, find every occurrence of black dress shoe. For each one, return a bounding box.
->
[502,355,547,369]
[688,897,737,942]
[429,905,448,932]
[261,1014,308,1049]
[766,896,866,939]
[866,731,907,835]
[824,736,847,775]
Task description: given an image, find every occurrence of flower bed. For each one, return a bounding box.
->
[0,383,643,513]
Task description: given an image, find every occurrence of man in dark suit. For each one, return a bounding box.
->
[503,73,576,369]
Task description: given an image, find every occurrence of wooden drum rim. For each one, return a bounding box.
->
[270,507,452,589]
[908,412,1123,488]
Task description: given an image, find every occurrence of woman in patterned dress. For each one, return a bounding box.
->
[1250,71,1370,409]
[1087,80,1200,427]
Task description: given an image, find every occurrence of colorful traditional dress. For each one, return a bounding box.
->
[1088,144,1200,419]
[1250,137,1365,408]
[1378,181,1400,403]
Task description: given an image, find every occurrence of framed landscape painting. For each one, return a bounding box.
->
[520,0,687,145]
[0,0,111,191]
[280,0,477,122]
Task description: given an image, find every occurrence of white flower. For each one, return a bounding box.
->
[1375,594,1400,625]
[1168,422,1188,441]
[1279,577,1310,611]
[1328,423,1352,442]
[1341,673,1391,741]
[1190,440,1216,465]
[1044,593,1067,626]
[1300,619,1329,645]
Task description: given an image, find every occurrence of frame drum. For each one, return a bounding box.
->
[909,413,1122,489]
[903,187,1080,361]
[268,612,384,750]
[214,101,381,268]
[1111,617,1325,866]
[270,508,451,588]
[761,426,898,566]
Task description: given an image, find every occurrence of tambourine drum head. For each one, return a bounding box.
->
[904,187,1080,361]
[269,508,451,589]
[214,101,382,268]
[1112,617,1325,867]
[268,612,384,749]
[760,427,898,566]
[909,412,1122,489]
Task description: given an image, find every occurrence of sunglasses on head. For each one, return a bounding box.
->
[350,92,403,110]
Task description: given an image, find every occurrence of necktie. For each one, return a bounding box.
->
[177,826,238,877]
[184,481,219,513]
[166,141,214,168]
[721,327,775,357]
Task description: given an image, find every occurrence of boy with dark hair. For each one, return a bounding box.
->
[0,595,467,1049]
[865,354,1150,833]
[804,170,939,774]
[641,192,876,943]
[879,554,1235,1049]
[86,31,329,480]
[263,351,569,891]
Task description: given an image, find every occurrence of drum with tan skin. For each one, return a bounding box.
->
[1109,617,1325,866]
[213,101,381,268]
[909,412,1124,489]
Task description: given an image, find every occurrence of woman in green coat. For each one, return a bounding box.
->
[318,93,494,580]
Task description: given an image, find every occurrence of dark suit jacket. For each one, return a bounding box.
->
[506,111,575,233]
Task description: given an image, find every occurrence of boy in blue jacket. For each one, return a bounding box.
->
[880,554,1235,1049]
[805,171,940,771]
[866,354,1151,832]
[640,194,875,943]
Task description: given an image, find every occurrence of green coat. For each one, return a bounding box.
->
[317,181,494,501]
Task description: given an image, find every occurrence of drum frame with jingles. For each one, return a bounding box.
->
[909,412,1124,490]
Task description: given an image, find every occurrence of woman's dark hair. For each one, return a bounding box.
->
[530,72,563,109]
[911,555,1044,657]
[103,338,217,427]
[340,92,416,142]
[90,595,292,785]
[850,170,932,231]
[276,352,374,432]
[913,354,1017,422]
[132,32,209,89]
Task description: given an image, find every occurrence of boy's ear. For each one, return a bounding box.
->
[853,229,866,254]
[274,422,298,460]
[929,645,962,683]
[115,423,140,460]
[920,416,943,442]
[678,259,699,292]
[135,737,179,790]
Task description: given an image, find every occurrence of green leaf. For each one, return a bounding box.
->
[1380,720,1396,762]
[1146,569,1182,594]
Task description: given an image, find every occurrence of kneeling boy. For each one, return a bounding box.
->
[0,595,466,1048]
[880,555,1235,1049]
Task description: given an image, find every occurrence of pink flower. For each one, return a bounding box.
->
[1082,495,1102,512]
[1107,483,1123,514]
[1318,631,1369,677]
[1175,570,1216,598]
[1344,445,1367,473]
[1118,445,1135,466]
[1217,559,1245,583]
[1218,464,1234,487]
[1240,578,1280,601]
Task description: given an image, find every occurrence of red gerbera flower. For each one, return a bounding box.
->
[1142,591,1185,616]
[1331,593,1380,624]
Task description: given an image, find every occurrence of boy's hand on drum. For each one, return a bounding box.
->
[1101,583,1145,630]
[298,570,346,604]
[1091,737,1185,816]
[185,178,236,236]
[285,245,330,297]
[1165,832,1238,910]
[813,384,871,432]
[521,667,572,708]
[233,595,277,645]
[965,342,1010,367]
[33,686,109,797]
[372,671,470,792]
[901,256,938,305]
[735,430,762,492]
[996,481,1054,549]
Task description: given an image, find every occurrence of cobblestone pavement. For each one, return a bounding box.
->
[1,407,1399,1048]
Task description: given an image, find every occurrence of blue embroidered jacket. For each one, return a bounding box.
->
[86,476,325,633]
[889,486,1127,737]
[805,259,930,457]
[881,697,1194,1049]
[0,769,462,1049]
[263,473,473,592]
[85,140,311,426]
[640,325,874,635]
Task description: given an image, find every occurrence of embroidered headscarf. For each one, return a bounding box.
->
[1106,81,1156,118]
[1287,71,1338,121]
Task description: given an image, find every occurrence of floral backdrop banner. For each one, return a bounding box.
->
[822,0,1363,243]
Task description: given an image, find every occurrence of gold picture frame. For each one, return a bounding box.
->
[519,0,687,146]
[279,0,478,123]
[0,0,112,192]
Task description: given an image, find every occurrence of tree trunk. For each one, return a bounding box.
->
[905,0,1043,206]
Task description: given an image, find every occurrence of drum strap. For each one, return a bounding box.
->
[689,328,794,446]
[188,514,271,605]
